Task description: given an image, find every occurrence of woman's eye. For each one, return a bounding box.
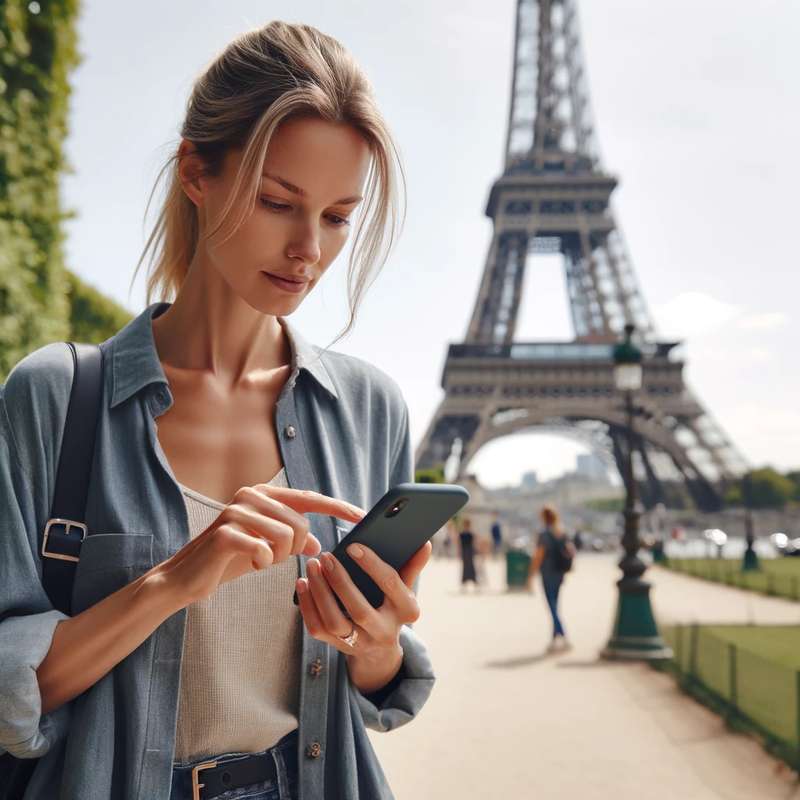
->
[261,199,291,211]
[327,214,350,227]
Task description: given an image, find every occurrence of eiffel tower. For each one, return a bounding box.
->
[415,0,747,512]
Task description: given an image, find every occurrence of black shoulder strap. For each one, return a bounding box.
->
[40,343,104,616]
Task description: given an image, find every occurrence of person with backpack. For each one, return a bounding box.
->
[525,504,575,653]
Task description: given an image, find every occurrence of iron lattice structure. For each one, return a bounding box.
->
[415,0,746,511]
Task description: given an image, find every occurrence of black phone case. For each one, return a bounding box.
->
[293,482,469,611]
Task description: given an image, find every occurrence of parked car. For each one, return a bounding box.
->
[780,537,800,557]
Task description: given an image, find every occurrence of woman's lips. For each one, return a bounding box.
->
[262,271,309,295]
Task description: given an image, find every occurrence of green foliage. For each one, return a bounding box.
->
[0,0,83,377]
[66,271,133,345]
[723,483,743,507]
[415,465,445,484]
[0,1,132,382]
[786,471,800,502]
[585,496,625,512]
[741,468,796,510]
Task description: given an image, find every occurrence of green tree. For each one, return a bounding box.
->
[785,470,800,503]
[415,465,445,484]
[740,468,795,510]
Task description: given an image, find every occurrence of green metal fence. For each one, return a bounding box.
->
[664,623,800,770]
[665,558,800,602]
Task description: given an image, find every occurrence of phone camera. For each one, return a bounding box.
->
[384,497,409,518]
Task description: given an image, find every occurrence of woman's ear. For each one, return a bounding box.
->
[177,138,207,209]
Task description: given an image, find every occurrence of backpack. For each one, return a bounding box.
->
[0,343,103,800]
[553,534,575,574]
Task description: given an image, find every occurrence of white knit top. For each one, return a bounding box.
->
[173,467,302,763]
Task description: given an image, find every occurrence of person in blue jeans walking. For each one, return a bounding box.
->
[525,505,575,652]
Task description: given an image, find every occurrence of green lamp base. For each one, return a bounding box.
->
[601,579,673,661]
[742,548,760,572]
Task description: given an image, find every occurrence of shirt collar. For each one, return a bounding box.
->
[109,301,338,409]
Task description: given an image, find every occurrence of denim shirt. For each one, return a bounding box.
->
[0,301,435,799]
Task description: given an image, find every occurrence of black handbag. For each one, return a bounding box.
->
[0,342,103,800]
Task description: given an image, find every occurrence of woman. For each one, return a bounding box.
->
[0,22,434,800]
[525,505,575,652]
[457,517,479,592]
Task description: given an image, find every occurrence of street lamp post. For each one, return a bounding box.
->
[602,324,673,661]
[741,474,759,571]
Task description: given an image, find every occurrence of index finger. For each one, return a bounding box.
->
[256,485,365,523]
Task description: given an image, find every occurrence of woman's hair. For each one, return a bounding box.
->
[540,504,561,532]
[129,20,406,344]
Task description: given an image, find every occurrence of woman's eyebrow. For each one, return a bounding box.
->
[262,172,363,205]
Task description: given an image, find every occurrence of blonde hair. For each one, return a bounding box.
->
[129,21,405,343]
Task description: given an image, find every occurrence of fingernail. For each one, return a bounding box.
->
[348,544,364,559]
[296,579,308,595]
[322,553,335,573]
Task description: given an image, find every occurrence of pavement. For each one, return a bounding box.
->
[367,552,800,800]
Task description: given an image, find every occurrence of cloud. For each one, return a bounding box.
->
[736,312,789,331]
[653,291,741,338]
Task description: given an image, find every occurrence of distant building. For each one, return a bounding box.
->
[576,453,608,483]
[521,470,539,490]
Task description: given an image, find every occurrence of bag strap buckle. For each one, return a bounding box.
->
[42,518,87,562]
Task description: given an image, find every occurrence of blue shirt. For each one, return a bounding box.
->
[0,301,434,799]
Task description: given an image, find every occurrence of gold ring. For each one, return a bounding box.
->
[337,624,359,648]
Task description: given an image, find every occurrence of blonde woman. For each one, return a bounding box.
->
[525,505,575,652]
[0,22,434,800]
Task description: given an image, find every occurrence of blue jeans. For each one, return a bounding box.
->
[170,730,299,800]
[542,573,565,638]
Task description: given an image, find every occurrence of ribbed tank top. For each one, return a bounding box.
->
[173,467,301,763]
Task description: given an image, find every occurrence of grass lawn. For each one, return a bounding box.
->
[663,557,800,601]
[701,624,800,669]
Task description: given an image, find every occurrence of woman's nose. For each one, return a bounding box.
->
[286,222,321,266]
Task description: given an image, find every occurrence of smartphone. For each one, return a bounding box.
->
[293,482,469,610]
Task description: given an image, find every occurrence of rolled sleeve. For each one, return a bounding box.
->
[0,610,71,757]
[352,625,435,732]
[1,365,75,758]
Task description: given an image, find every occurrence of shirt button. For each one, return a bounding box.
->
[309,658,323,678]
[305,741,322,759]
[284,424,296,439]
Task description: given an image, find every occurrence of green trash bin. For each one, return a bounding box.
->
[506,549,531,591]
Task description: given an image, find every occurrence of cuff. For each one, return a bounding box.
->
[352,625,435,732]
[0,609,72,758]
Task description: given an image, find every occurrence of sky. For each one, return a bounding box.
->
[60,0,799,489]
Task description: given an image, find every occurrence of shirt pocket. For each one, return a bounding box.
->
[71,533,155,614]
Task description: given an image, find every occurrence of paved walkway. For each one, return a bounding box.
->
[367,553,800,799]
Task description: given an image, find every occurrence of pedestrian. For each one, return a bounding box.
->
[457,517,479,592]
[0,21,435,800]
[525,505,576,652]
[475,533,491,589]
[490,515,503,558]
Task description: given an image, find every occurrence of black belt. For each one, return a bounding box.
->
[189,751,278,800]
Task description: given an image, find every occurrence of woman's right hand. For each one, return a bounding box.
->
[152,484,365,607]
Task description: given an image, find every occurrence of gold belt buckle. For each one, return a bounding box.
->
[191,760,218,800]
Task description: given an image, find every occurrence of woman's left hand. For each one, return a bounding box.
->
[295,540,433,694]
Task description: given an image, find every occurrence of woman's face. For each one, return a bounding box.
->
[185,116,371,316]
